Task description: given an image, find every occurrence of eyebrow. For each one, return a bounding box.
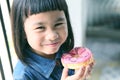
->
[55,17,65,22]
[33,22,43,26]
[33,17,66,26]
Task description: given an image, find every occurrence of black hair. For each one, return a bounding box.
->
[11,0,74,63]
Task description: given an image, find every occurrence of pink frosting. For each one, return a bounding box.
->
[61,47,92,64]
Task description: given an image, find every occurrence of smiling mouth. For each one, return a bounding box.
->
[45,42,60,47]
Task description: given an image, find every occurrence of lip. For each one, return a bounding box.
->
[45,42,60,47]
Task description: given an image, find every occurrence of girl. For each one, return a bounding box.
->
[11,0,94,80]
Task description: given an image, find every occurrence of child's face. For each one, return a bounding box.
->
[24,11,68,58]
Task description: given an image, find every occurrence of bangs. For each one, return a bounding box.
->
[23,0,68,16]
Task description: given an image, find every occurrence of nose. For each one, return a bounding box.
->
[46,30,59,41]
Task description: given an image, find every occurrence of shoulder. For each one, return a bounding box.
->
[13,61,34,80]
[13,60,27,79]
[13,60,47,80]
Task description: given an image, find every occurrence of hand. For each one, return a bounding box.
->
[61,62,94,80]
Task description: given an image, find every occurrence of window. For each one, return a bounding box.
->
[0,0,17,80]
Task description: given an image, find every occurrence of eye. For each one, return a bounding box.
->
[35,26,45,31]
[36,26,45,29]
[55,23,64,27]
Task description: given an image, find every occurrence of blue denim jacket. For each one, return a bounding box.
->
[13,49,74,80]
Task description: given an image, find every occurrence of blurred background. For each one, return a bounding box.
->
[0,0,120,80]
[83,0,120,80]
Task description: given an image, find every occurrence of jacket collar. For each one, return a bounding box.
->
[25,48,63,78]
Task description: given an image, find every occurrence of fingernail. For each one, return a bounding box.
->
[82,66,86,71]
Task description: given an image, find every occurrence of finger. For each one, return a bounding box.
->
[61,67,69,80]
[85,66,91,79]
[75,66,86,79]
[88,61,95,74]
[91,59,95,66]
[85,62,95,79]
[90,61,95,68]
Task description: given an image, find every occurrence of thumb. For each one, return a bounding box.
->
[61,67,69,80]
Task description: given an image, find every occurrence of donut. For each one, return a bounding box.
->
[61,47,94,69]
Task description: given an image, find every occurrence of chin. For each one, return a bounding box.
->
[46,48,59,54]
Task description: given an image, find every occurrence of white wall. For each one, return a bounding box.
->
[66,0,86,47]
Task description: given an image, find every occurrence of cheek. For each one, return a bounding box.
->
[59,27,68,41]
[26,33,43,48]
[63,30,68,39]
